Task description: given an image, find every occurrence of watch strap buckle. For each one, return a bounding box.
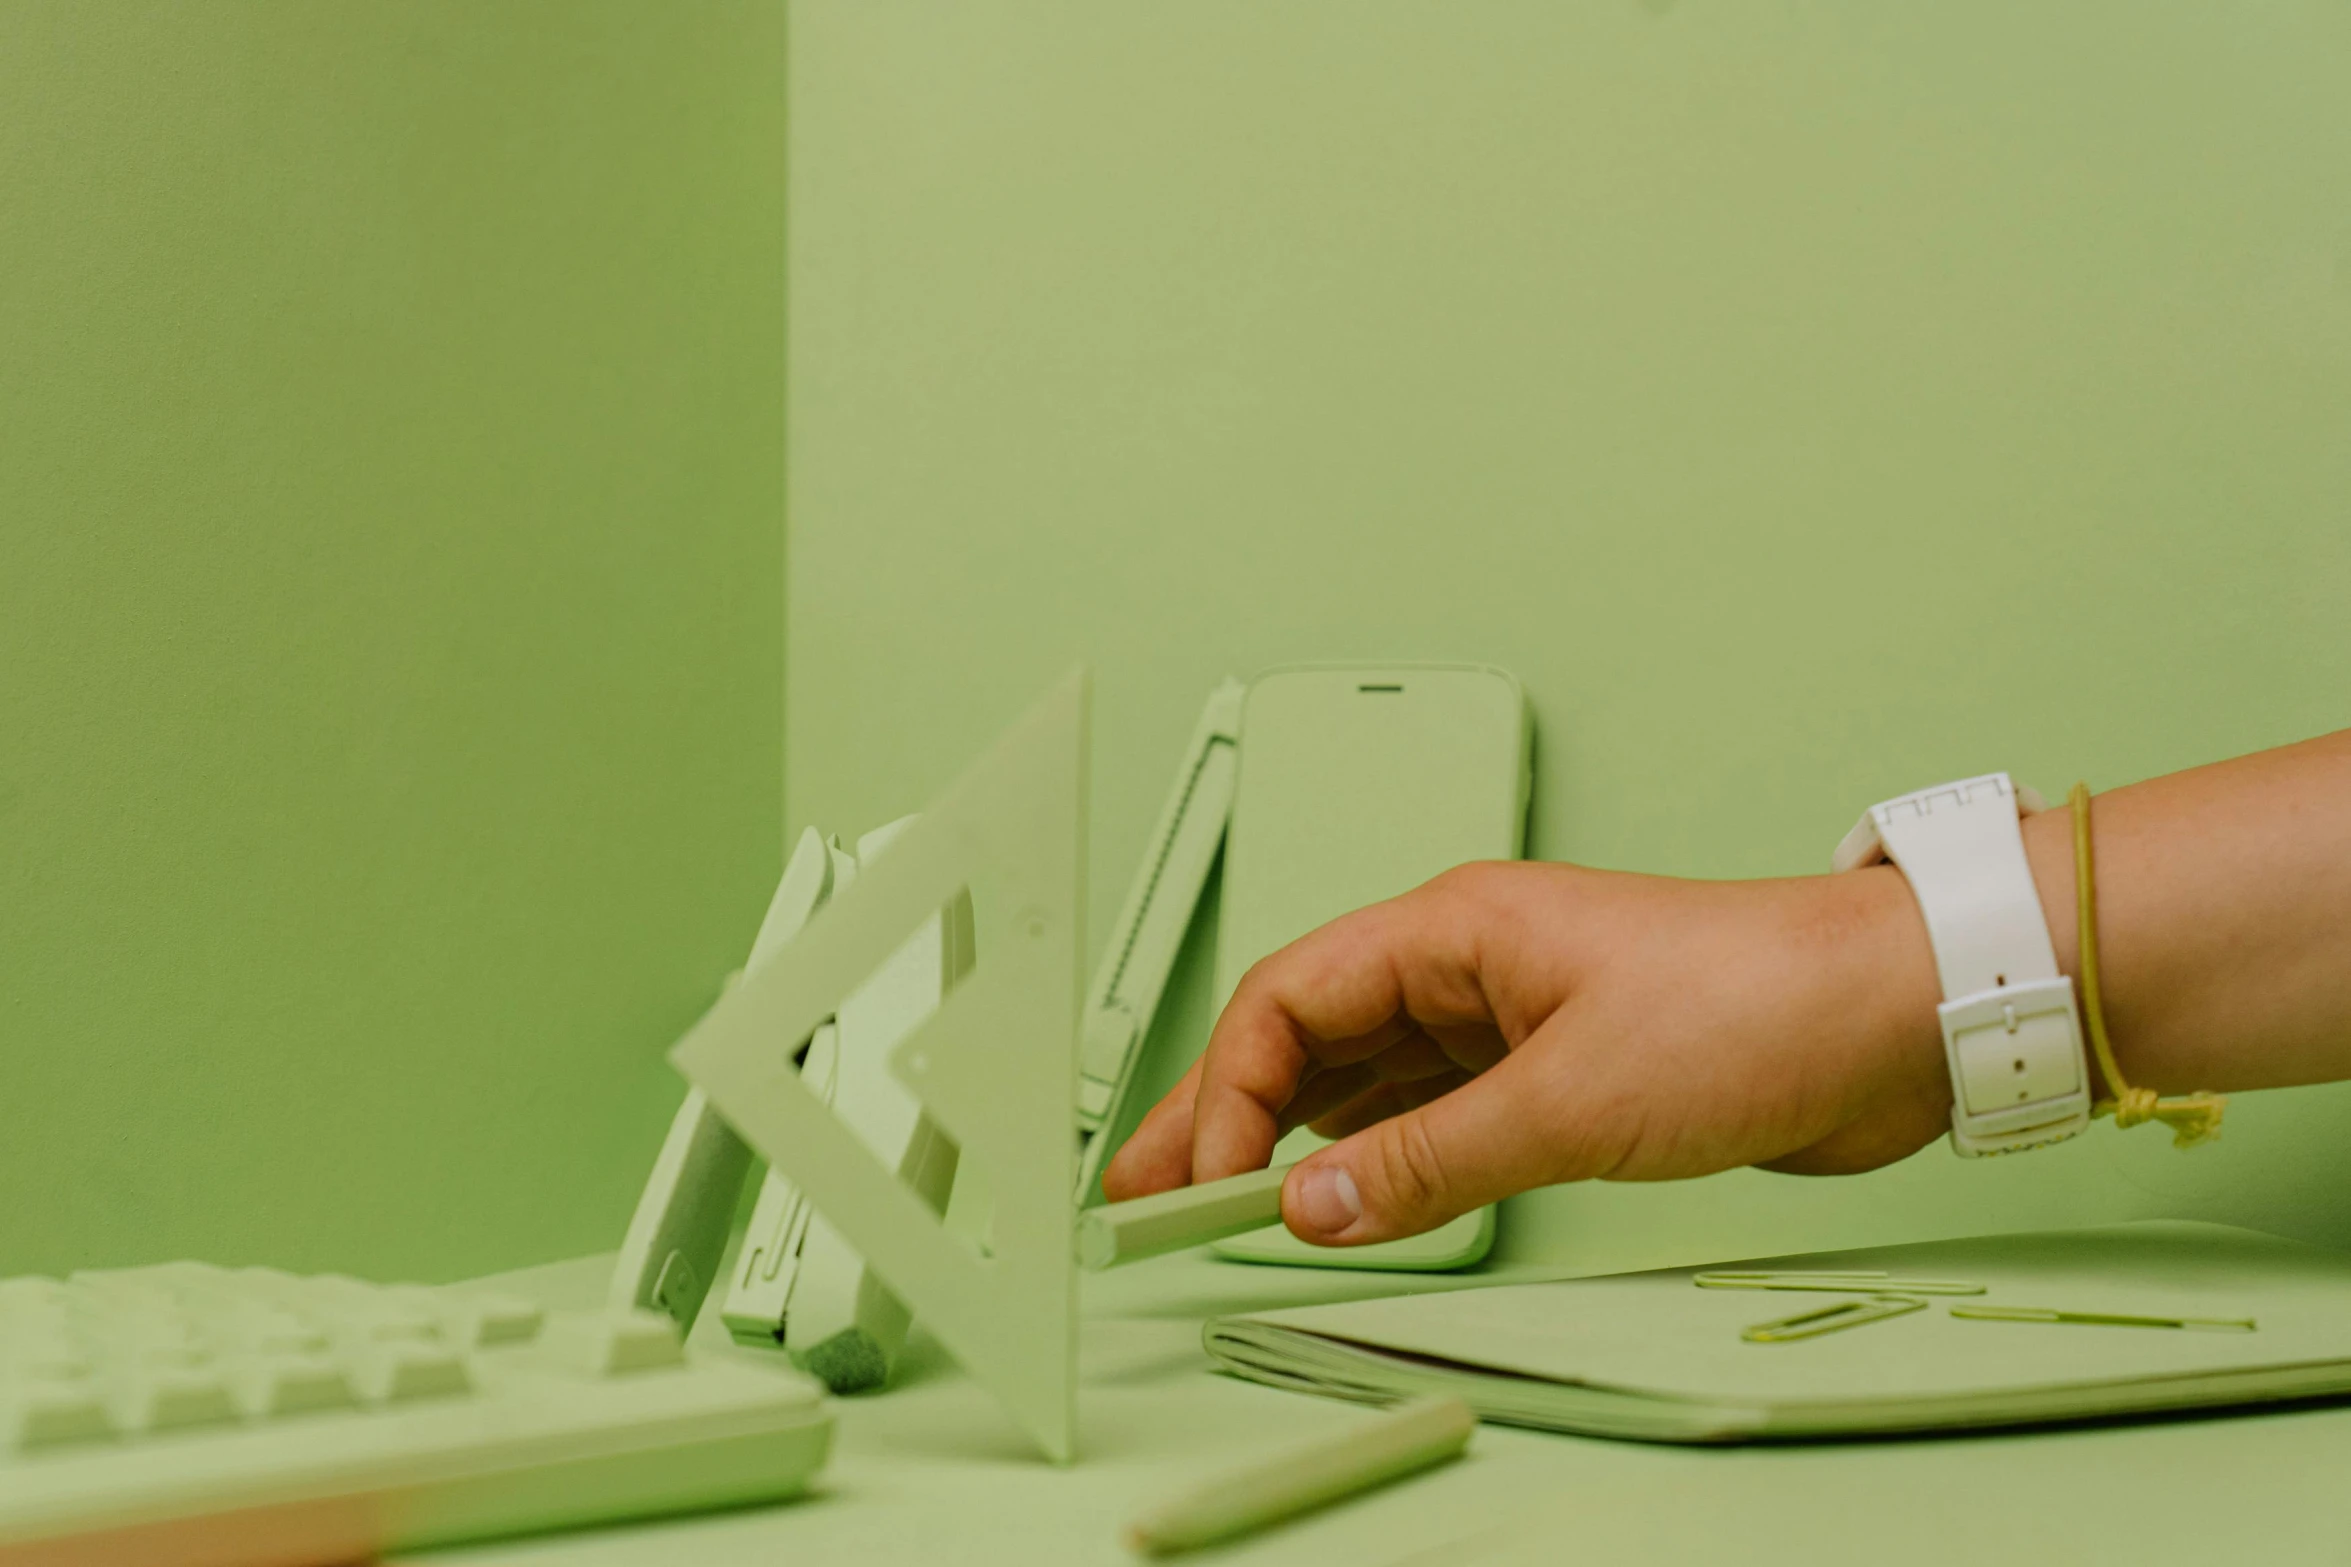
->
[1938,977,2091,1157]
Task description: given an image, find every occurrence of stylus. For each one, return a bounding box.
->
[1076,1163,1297,1270]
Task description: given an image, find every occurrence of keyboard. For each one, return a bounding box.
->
[0,1262,831,1566]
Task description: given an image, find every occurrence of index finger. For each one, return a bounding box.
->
[1190,878,1500,1183]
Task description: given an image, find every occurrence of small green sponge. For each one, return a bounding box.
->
[790,1327,890,1394]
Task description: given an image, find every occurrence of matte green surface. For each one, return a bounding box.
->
[783,3,2351,1271]
[0,3,787,1282]
[425,1246,2351,1566]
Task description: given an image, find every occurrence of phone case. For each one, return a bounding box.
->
[1211,664,1532,1271]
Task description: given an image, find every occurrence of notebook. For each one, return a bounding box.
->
[1204,1222,2351,1443]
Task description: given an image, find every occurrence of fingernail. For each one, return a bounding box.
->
[1294,1164,1362,1237]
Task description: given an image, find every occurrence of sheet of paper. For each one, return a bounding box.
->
[1224,1223,2351,1410]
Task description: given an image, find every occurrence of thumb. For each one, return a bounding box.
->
[1279,1060,1558,1246]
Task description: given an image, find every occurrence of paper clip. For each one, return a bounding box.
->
[1698,1270,1986,1297]
[1949,1305,2256,1333]
[1742,1294,1927,1344]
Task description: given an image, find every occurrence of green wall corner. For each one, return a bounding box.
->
[0,1,788,1281]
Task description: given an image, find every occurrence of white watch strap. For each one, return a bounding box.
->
[1836,774,2089,1158]
[1857,776,2059,996]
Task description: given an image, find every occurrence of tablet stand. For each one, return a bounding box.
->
[671,671,1087,1463]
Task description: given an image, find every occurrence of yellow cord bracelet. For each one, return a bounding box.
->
[2071,781,2225,1149]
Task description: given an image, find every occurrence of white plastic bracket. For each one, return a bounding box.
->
[671,672,1087,1463]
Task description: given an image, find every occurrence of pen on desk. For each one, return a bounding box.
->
[1076,1162,1296,1270]
[1123,1396,1478,1556]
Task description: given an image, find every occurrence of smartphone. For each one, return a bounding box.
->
[1211,664,1532,1270]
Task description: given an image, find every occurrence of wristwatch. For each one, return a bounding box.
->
[1832,773,2090,1158]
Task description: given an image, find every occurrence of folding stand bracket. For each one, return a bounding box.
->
[671,671,1088,1463]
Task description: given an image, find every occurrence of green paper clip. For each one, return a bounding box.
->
[1698,1271,1986,1297]
[1742,1294,1928,1344]
[1949,1305,2257,1333]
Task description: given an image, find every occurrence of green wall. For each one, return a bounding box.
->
[0,3,787,1281]
[786,3,2351,1271]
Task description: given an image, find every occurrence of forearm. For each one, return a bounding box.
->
[1110,727,2351,1231]
[2016,729,2351,1096]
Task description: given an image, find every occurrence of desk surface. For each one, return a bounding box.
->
[414,1245,2351,1567]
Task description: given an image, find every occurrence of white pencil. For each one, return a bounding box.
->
[1123,1396,1477,1556]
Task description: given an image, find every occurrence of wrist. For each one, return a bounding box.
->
[1751,863,1952,1175]
[1829,774,2101,1157]
[2019,804,2082,999]
[1823,862,1952,1116]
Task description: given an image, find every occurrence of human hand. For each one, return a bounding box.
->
[1100,859,1954,1247]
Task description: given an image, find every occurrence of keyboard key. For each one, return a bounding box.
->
[539,1309,685,1377]
[306,1276,443,1338]
[117,1333,211,1370]
[223,1306,331,1357]
[111,1366,237,1434]
[352,1343,471,1404]
[229,1353,357,1418]
[441,1291,545,1348]
[3,1378,115,1452]
[4,1329,91,1382]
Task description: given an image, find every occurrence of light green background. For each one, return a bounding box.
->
[785,3,2351,1272]
[7,3,2349,1293]
[0,3,787,1281]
